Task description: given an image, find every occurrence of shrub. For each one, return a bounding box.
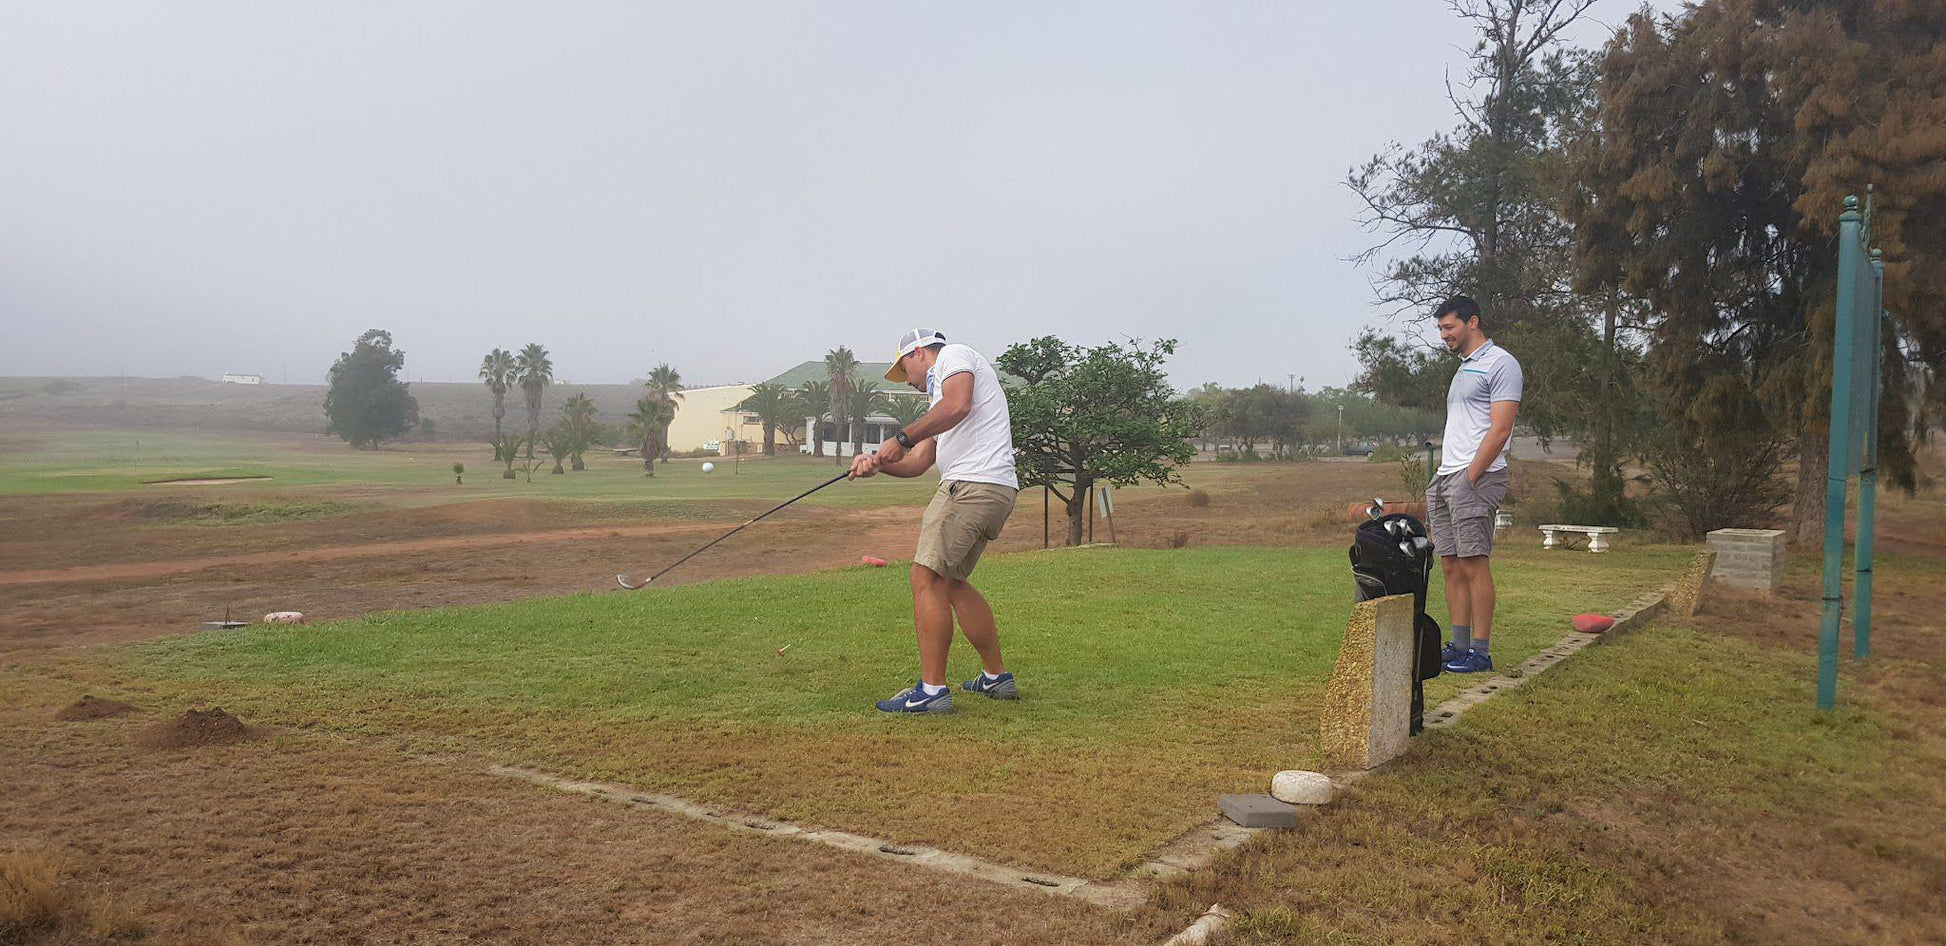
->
[1644,428,1791,539]
[1185,489,1211,508]
[1370,443,1409,463]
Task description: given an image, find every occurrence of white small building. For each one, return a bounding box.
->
[221,373,264,385]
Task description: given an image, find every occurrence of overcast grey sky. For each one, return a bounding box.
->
[1,1,1663,389]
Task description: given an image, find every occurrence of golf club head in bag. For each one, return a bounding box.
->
[1348,511,1444,735]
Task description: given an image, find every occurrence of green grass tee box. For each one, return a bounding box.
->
[118,545,1681,876]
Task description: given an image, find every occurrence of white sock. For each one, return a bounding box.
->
[981,671,1004,682]
[919,681,946,696]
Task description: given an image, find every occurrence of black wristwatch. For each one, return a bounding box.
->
[894,430,915,449]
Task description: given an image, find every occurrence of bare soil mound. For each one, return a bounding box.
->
[134,708,256,749]
[55,695,138,720]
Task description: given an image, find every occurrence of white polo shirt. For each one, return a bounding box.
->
[927,344,1018,490]
[1436,340,1523,476]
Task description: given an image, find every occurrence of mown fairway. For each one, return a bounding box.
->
[102,543,1688,877]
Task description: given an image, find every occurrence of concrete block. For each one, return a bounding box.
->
[1707,528,1785,594]
[1319,594,1415,770]
[1271,771,1335,806]
[1219,794,1298,828]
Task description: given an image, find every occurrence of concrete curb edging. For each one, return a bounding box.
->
[1163,904,1235,945]
[486,764,1146,910]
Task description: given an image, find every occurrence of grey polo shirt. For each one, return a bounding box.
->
[1436,340,1523,475]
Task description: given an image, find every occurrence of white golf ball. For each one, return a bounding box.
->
[701,462,715,473]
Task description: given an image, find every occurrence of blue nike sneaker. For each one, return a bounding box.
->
[1443,649,1495,674]
[961,671,1019,700]
[1440,641,1464,665]
[875,681,954,714]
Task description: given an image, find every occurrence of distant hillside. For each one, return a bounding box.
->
[0,376,677,441]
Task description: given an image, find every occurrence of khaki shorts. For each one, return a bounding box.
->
[915,481,1018,581]
[1425,468,1510,558]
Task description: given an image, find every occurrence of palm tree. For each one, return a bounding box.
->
[542,424,577,475]
[488,432,525,479]
[843,378,884,458]
[514,343,553,461]
[796,380,831,458]
[644,363,683,463]
[560,393,598,471]
[882,392,927,429]
[479,348,516,460]
[736,383,798,456]
[824,346,859,462]
[626,396,675,477]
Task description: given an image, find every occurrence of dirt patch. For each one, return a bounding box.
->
[0,675,1167,944]
[135,708,256,750]
[55,695,137,720]
[142,476,274,486]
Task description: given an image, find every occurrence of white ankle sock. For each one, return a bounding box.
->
[981,671,1004,682]
[919,681,946,696]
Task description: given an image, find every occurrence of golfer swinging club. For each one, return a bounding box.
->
[849,329,1019,714]
[1426,295,1523,674]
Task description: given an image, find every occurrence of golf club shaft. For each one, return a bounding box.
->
[639,471,850,584]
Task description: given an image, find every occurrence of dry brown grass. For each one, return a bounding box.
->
[0,673,1173,944]
[0,850,146,946]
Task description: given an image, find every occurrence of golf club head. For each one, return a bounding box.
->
[1398,539,1412,558]
[1366,497,1385,520]
[1411,536,1432,556]
[617,574,651,591]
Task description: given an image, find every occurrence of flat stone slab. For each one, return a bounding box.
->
[1219,793,1298,829]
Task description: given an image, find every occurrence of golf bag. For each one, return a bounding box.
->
[1349,512,1443,735]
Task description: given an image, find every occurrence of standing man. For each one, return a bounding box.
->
[849,329,1020,714]
[1425,296,1523,674]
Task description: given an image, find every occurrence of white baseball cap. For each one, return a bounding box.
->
[884,328,947,383]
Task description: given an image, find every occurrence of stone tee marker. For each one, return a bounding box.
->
[1708,528,1786,594]
[1666,549,1717,618]
[1320,594,1415,771]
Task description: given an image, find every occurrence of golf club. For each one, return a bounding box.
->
[616,471,850,590]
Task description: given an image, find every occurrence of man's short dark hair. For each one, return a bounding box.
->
[1434,295,1482,326]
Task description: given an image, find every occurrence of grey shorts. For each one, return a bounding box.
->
[1425,468,1510,558]
[915,481,1018,581]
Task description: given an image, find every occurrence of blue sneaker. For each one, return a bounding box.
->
[1440,642,1464,665]
[1443,649,1495,674]
[961,671,1019,700]
[875,681,954,714]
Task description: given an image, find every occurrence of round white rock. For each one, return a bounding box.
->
[1270,770,1334,806]
[701,462,715,473]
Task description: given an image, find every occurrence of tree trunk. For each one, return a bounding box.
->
[1065,476,1093,546]
[1590,294,1624,517]
[1790,426,1828,545]
[571,454,585,471]
[763,425,776,456]
[812,419,824,457]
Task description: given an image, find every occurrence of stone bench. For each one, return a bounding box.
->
[1538,524,1619,553]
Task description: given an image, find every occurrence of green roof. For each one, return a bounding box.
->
[759,358,1023,392]
[759,360,912,394]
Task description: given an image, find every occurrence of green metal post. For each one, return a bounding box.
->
[1853,250,1885,659]
[1817,196,1863,710]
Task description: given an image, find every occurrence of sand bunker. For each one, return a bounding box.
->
[142,476,273,486]
[134,708,257,749]
[55,695,137,720]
